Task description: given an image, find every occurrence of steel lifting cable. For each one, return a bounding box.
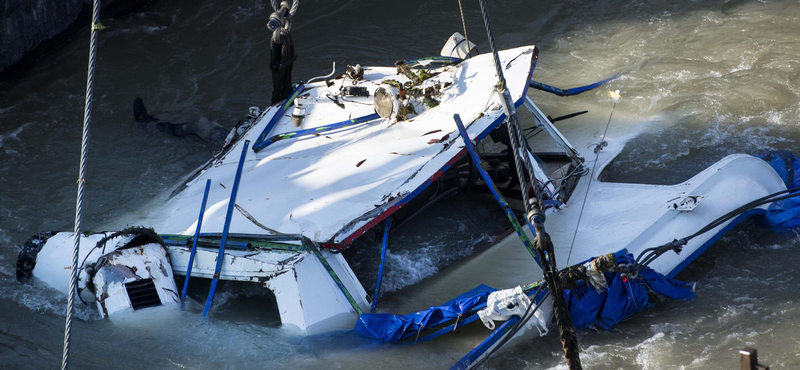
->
[62,1,102,369]
[475,0,540,213]
[271,0,299,16]
[476,1,581,369]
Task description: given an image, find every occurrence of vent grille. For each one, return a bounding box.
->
[124,279,162,310]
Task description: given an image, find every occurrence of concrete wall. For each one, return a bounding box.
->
[0,0,151,80]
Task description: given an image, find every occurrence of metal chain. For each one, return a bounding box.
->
[62,1,101,369]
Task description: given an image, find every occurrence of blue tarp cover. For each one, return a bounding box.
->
[761,150,800,228]
[565,250,695,330]
[355,284,497,343]
[355,251,696,342]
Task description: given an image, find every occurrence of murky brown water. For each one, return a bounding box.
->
[1,0,799,368]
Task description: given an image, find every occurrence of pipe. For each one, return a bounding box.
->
[181,179,211,305]
[261,112,380,150]
[203,140,250,317]
[306,62,336,85]
[453,114,539,264]
[253,85,305,152]
[371,218,392,312]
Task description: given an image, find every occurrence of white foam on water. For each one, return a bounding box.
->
[0,105,16,115]
[231,0,267,22]
[0,122,32,150]
[381,233,493,294]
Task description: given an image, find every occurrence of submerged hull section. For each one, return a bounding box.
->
[24,232,180,318]
[163,235,371,334]
[446,141,788,358]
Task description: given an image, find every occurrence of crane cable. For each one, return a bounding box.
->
[62,1,103,369]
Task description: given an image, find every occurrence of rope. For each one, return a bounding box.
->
[63,1,101,368]
[457,0,470,52]
[566,91,619,265]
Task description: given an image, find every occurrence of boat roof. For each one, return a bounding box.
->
[144,46,537,247]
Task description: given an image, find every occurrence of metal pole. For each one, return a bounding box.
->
[453,114,538,263]
[62,1,101,369]
[740,347,770,370]
[181,179,212,305]
[370,218,392,312]
[203,140,250,317]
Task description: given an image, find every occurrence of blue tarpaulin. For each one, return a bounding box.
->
[355,250,696,342]
[564,250,695,330]
[761,150,800,228]
[355,284,497,343]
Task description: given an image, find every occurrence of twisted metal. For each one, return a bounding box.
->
[62,1,101,369]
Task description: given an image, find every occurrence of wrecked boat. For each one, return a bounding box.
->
[15,0,800,368]
[19,33,551,332]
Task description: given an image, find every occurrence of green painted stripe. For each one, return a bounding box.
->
[305,240,363,315]
[161,234,305,253]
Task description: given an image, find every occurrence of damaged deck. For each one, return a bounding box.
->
[140,46,537,248]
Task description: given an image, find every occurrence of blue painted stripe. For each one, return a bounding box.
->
[529,74,618,97]
[450,316,521,370]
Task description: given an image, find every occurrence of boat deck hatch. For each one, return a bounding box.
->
[125,279,162,310]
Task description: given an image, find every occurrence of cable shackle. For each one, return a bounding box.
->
[271,0,299,16]
[268,0,298,44]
